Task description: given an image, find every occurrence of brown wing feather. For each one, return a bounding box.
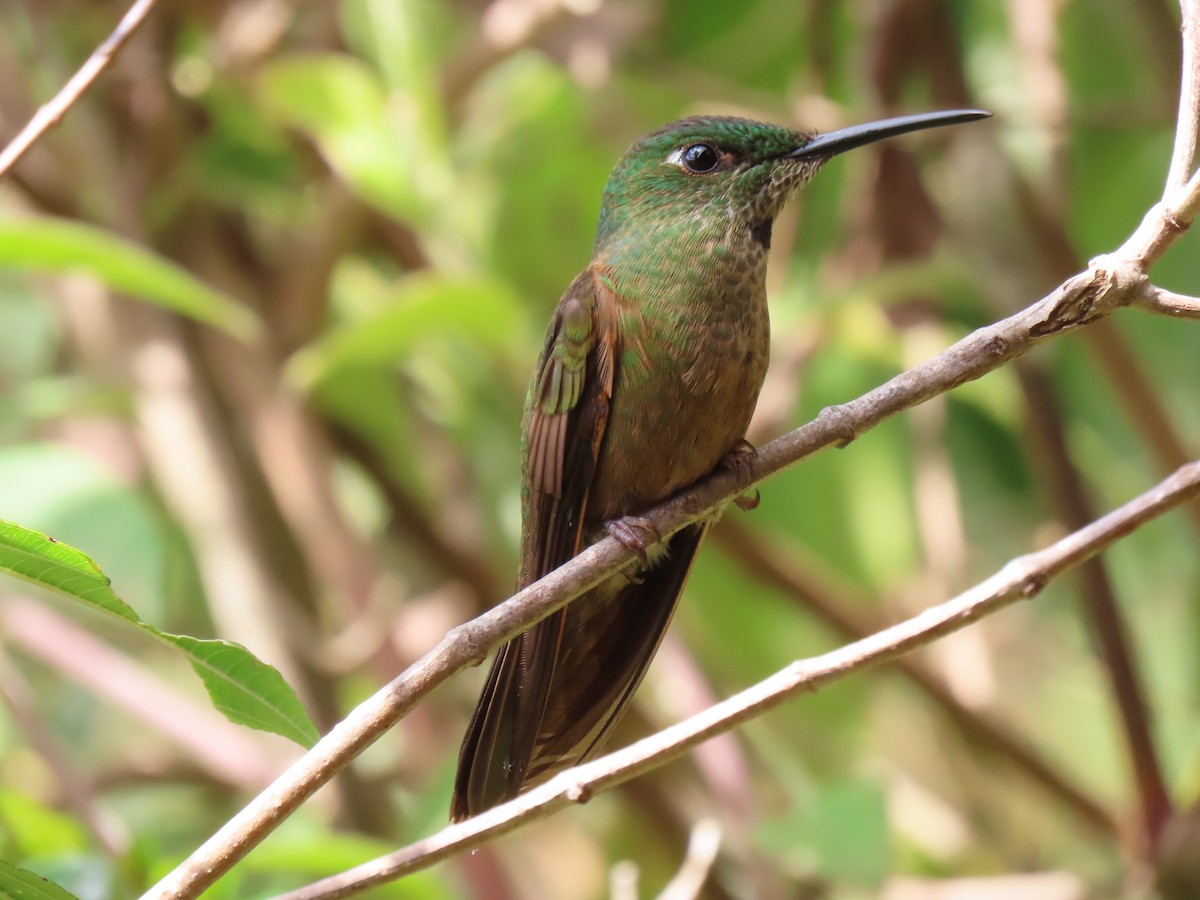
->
[452,264,712,820]
[452,269,618,820]
[524,522,708,783]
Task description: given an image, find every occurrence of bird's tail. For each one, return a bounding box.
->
[451,522,707,820]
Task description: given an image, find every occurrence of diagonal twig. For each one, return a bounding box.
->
[271,461,1200,900]
[145,5,1200,891]
[713,521,1116,835]
[0,0,161,179]
[144,246,1179,900]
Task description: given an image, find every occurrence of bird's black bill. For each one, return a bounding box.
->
[788,109,990,160]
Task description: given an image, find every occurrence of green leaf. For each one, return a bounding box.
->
[0,521,318,748]
[256,54,438,222]
[0,444,168,622]
[0,858,80,900]
[288,274,525,388]
[0,520,139,623]
[0,218,259,341]
[167,634,319,744]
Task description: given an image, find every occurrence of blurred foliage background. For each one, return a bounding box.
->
[1,0,1199,898]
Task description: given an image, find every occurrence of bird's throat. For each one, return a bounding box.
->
[749,218,773,250]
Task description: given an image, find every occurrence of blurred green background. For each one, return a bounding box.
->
[0,0,1198,898]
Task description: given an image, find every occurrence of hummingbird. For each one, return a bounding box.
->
[451,109,989,821]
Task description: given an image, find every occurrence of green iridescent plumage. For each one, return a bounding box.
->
[452,109,989,821]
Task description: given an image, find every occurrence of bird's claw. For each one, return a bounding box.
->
[719,439,757,487]
[606,515,661,568]
[734,489,760,511]
[720,440,760,511]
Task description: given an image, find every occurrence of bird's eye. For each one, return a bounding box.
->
[680,143,720,174]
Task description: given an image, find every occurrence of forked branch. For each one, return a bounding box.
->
[146,2,1200,897]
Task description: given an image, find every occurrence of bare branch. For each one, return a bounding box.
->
[144,246,1180,900]
[1134,285,1200,318]
[0,0,161,179]
[143,10,1200,894]
[270,461,1200,900]
[713,521,1116,836]
[1176,167,1200,228]
[1166,0,1200,193]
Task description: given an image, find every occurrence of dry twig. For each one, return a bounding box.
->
[144,2,1200,896]
[1133,286,1200,318]
[146,248,1189,900]
[0,0,161,178]
[713,520,1116,835]
[272,460,1200,900]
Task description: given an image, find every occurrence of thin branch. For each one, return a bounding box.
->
[1133,285,1200,318]
[0,0,161,179]
[1176,165,1200,226]
[144,250,1174,900]
[1165,0,1200,193]
[271,461,1200,900]
[145,13,1200,888]
[1111,0,1200,266]
[713,521,1117,836]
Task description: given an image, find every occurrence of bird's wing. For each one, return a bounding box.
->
[520,268,618,584]
[451,267,618,819]
[517,259,709,779]
[522,521,707,785]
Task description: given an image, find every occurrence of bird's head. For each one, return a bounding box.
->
[595,110,989,250]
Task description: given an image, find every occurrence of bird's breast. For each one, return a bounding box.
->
[586,279,770,522]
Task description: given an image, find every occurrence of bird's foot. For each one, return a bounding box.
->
[606,515,661,572]
[734,489,761,511]
[719,439,757,486]
[720,439,760,511]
